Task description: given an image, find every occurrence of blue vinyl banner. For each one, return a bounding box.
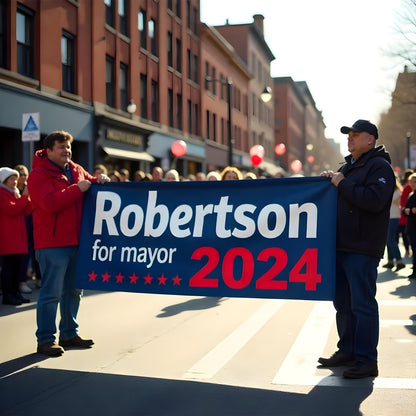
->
[76,177,337,300]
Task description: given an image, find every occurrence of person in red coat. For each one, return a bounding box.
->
[27,131,109,357]
[0,167,32,305]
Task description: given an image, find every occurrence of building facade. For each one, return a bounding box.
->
[0,0,205,176]
[273,77,342,174]
[214,15,276,174]
[0,1,335,177]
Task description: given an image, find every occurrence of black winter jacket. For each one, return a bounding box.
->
[335,145,395,258]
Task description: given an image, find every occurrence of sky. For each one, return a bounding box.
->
[200,0,408,154]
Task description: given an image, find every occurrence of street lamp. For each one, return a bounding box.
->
[407,131,411,169]
[127,99,137,117]
[260,86,272,103]
[205,77,273,167]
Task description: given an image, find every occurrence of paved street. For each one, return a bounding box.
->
[0,260,415,416]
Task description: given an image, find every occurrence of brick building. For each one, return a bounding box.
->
[273,76,342,174]
[0,0,204,176]
[0,1,281,177]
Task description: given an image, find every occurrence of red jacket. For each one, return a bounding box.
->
[27,149,97,250]
[399,184,412,226]
[0,187,32,255]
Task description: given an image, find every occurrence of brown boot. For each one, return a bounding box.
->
[37,341,64,356]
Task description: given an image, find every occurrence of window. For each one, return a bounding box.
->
[213,113,217,142]
[175,0,181,18]
[193,103,199,135]
[204,61,209,90]
[187,100,192,133]
[119,0,128,36]
[206,110,210,139]
[175,38,181,72]
[149,19,157,55]
[186,1,191,29]
[106,55,115,107]
[119,63,128,111]
[192,7,198,34]
[61,31,75,93]
[151,80,158,122]
[192,54,198,83]
[168,89,173,127]
[187,49,191,79]
[176,93,182,129]
[0,1,6,68]
[140,74,147,118]
[105,0,115,27]
[167,32,173,67]
[220,74,225,100]
[138,10,147,49]
[167,0,173,11]
[211,67,216,95]
[16,5,34,78]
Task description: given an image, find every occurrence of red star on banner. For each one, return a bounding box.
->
[115,272,125,283]
[172,275,182,286]
[129,273,139,284]
[158,274,167,285]
[144,274,153,284]
[102,272,111,282]
[88,271,97,282]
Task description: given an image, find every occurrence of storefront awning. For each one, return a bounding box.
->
[102,146,155,162]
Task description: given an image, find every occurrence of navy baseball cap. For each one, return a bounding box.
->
[340,120,378,140]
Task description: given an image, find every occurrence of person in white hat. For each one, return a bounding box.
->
[0,167,32,305]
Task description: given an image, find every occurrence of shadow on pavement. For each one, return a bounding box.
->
[0,353,48,378]
[389,277,416,299]
[0,367,373,416]
[157,296,225,318]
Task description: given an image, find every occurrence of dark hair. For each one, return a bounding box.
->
[43,131,73,150]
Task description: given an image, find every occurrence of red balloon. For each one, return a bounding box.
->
[290,159,303,173]
[171,140,187,157]
[251,154,263,166]
[274,143,286,156]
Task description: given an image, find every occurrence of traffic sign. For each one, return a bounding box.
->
[22,112,40,142]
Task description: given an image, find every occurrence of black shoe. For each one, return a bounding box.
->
[318,351,355,367]
[14,292,30,303]
[59,335,94,349]
[394,263,405,272]
[343,361,378,379]
[382,262,394,269]
[2,294,22,305]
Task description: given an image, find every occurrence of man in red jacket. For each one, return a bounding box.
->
[28,131,109,356]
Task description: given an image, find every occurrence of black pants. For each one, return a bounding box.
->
[1,254,26,297]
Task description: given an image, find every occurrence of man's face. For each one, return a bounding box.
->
[347,131,374,158]
[47,140,72,168]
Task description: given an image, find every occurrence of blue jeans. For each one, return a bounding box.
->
[334,252,379,363]
[386,218,402,261]
[35,246,82,344]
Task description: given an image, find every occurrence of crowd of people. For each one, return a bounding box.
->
[94,164,286,183]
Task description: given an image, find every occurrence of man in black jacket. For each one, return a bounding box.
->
[318,120,395,378]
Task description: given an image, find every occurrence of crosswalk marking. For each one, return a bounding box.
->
[272,301,335,385]
[183,299,285,380]
[183,297,416,389]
